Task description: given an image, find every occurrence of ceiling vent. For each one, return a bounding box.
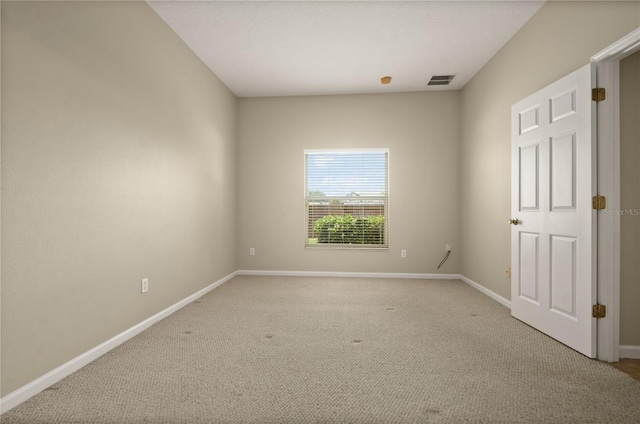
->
[428,75,456,86]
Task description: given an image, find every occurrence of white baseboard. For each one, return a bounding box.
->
[619,345,640,359]
[0,271,238,415]
[458,275,511,309]
[237,270,461,280]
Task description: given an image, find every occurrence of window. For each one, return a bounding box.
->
[305,149,388,248]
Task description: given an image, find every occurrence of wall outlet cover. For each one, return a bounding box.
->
[141,278,149,293]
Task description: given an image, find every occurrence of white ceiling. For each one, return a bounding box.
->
[147,1,545,97]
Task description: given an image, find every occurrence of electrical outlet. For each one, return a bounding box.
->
[446,244,452,251]
[141,278,149,293]
[401,250,407,258]
[249,248,255,256]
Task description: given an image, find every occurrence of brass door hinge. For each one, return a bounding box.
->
[592,304,607,318]
[592,88,606,102]
[592,195,606,210]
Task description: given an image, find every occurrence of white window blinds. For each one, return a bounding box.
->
[305,149,388,248]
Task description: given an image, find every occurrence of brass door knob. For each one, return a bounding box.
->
[508,218,520,225]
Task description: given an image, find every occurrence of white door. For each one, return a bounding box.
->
[511,64,597,358]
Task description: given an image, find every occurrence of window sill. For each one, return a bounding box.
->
[305,244,389,251]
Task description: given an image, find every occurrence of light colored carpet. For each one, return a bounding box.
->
[3,276,640,423]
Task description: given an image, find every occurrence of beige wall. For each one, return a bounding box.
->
[237,92,460,274]
[460,1,640,300]
[0,2,237,396]
[620,50,640,346]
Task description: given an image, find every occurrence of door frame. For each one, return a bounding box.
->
[591,28,640,362]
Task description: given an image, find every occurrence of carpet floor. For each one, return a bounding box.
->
[2,276,640,423]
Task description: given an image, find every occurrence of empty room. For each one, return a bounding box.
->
[1,1,639,422]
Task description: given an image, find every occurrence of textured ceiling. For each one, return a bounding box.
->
[147,1,545,97]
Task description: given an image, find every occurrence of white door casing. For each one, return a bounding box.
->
[511,64,597,358]
[590,27,640,362]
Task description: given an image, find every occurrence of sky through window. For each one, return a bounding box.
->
[305,151,387,197]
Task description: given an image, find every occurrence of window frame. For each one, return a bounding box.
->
[304,148,389,249]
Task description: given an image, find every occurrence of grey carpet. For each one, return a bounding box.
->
[2,276,640,423]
